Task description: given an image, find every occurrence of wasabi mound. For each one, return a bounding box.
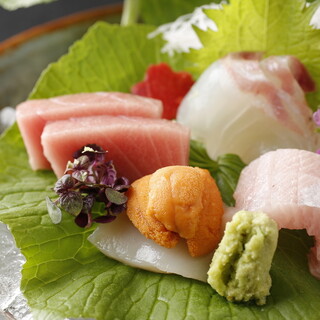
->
[207,210,278,305]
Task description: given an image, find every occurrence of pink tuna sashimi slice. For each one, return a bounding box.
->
[230,148,320,279]
[16,92,163,171]
[177,53,319,163]
[41,115,190,182]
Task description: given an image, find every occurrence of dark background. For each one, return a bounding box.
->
[0,0,123,42]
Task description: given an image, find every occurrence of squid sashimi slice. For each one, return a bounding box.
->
[231,148,320,279]
[41,115,190,182]
[16,92,163,170]
[88,213,213,282]
[177,53,319,163]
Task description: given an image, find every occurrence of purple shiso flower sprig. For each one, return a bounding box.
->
[313,110,320,155]
[313,109,320,127]
[46,144,130,228]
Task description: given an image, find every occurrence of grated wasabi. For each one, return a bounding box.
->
[207,210,278,305]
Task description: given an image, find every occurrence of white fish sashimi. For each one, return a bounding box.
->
[177,53,318,163]
[230,148,320,279]
[88,213,213,282]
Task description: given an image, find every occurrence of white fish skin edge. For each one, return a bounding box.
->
[88,213,213,282]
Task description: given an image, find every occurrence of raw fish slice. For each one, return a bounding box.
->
[16,92,163,170]
[177,53,319,163]
[88,213,213,282]
[231,148,320,278]
[41,115,190,182]
[259,55,315,131]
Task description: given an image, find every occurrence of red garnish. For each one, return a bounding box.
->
[131,63,194,120]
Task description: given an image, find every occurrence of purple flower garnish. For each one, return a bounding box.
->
[54,174,75,193]
[313,109,320,127]
[47,144,130,228]
[73,144,105,163]
[59,191,83,216]
[75,211,93,228]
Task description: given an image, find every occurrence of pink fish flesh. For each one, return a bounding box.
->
[41,115,190,182]
[16,92,163,170]
[231,148,320,279]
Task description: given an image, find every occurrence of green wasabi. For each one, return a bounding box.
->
[207,210,278,305]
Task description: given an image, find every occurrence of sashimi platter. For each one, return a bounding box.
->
[2,0,320,319]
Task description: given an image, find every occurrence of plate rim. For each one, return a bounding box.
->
[0,3,123,55]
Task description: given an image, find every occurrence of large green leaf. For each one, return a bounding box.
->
[187,0,320,110]
[1,10,320,320]
[29,22,187,99]
[29,23,163,99]
[139,0,222,25]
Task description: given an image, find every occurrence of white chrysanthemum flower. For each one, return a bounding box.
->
[0,106,15,133]
[310,5,320,29]
[148,3,222,55]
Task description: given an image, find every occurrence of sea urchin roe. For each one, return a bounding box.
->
[126,165,224,257]
[207,210,278,305]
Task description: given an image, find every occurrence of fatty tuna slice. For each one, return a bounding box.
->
[41,115,190,182]
[230,148,320,279]
[16,92,163,170]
